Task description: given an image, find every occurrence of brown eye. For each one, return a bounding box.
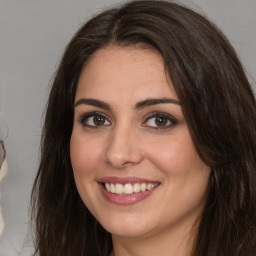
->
[93,116,106,126]
[155,117,168,126]
[80,112,111,127]
[143,112,177,129]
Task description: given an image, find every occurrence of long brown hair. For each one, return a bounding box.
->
[31,1,256,255]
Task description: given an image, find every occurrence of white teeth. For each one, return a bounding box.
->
[147,184,154,190]
[104,182,158,195]
[105,183,111,191]
[111,183,115,193]
[133,183,141,193]
[141,183,146,192]
[124,184,133,194]
[115,183,124,195]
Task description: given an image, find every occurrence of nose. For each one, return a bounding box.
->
[104,126,143,168]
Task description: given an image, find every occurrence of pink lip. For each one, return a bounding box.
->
[97,176,160,205]
[98,176,160,185]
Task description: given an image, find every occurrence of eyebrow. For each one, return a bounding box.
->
[74,98,111,110]
[74,97,181,110]
[135,98,181,109]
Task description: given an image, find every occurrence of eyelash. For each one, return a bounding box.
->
[79,111,178,129]
[79,111,110,128]
[143,112,178,130]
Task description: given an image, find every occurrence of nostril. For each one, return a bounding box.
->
[104,131,143,168]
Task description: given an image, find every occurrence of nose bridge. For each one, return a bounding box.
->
[104,123,142,168]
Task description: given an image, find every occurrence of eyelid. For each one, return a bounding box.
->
[79,111,111,127]
[77,110,178,129]
[142,111,178,129]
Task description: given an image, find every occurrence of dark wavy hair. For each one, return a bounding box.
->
[31,1,256,255]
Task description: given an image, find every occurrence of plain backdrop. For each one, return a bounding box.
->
[0,0,255,255]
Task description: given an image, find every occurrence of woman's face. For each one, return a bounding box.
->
[70,46,211,239]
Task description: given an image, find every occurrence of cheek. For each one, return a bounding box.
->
[70,133,103,176]
[145,129,206,177]
[144,132,210,221]
[70,133,104,213]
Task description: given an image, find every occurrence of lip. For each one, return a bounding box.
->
[98,176,160,185]
[97,176,160,205]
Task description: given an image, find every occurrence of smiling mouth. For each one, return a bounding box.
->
[98,178,160,205]
[104,182,159,195]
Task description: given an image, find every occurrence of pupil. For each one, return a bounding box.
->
[93,116,105,125]
[156,117,167,126]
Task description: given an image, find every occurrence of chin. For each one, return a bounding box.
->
[98,212,156,238]
[105,223,149,238]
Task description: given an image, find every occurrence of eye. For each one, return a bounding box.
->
[79,112,111,127]
[143,112,177,129]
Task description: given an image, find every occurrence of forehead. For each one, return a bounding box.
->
[75,46,178,103]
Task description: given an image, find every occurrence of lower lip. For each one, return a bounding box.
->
[98,183,158,205]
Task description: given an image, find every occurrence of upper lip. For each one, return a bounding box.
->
[97,176,160,185]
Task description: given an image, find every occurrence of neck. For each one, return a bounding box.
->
[111,220,198,256]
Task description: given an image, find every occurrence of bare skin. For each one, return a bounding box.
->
[70,46,211,256]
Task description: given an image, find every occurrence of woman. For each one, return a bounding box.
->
[31,1,256,255]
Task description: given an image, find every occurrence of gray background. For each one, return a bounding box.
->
[0,0,255,255]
